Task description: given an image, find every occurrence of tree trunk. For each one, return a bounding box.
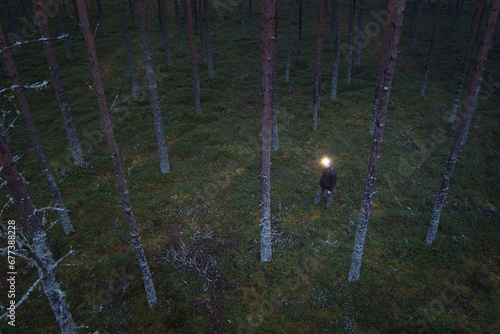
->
[239,0,246,37]
[421,1,441,97]
[2,0,21,47]
[119,0,141,100]
[297,0,303,58]
[76,0,158,308]
[0,128,77,334]
[355,0,365,65]
[197,0,206,62]
[0,27,75,236]
[259,0,276,263]
[426,0,500,245]
[285,0,293,82]
[186,0,202,114]
[174,0,184,52]
[95,0,106,34]
[249,0,253,25]
[348,0,406,283]
[203,0,214,78]
[33,0,85,168]
[56,0,72,58]
[157,0,173,66]
[410,0,421,52]
[272,1,279,151]
[312,0,326,131]
[128,0,136,25]
[346,0,355,84]
[449,0,485,123]
[330,0,341,100]
[329,0,335,50]
[137,0,171,173]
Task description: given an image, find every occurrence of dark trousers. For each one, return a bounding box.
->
[314,185,333,210]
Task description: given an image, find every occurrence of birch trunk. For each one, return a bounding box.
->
[174,0,184,52]
[138,0,171,173]
[312,0,326,131]
[426,0,499,244]
[33,0,85,167]
[0,26,75,236]
[119,0,141,100]
[76,0,158,308]
[260,0,276,263]
[346,0,355,84]
[0,128,77,334]
[203,0,214,78]
[448,0,485,123]
[330,0,341,101]
[420,1,441,97]
[348,0,406,283]
[186,0,202,114]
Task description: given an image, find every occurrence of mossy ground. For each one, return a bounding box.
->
[1,0,499,332]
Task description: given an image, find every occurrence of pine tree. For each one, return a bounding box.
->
[119,0,141,100]
[355,0,365,65]
[312,0,327,131]
[421,1,441,97]
[204,0,215,78]
[346,0,355,84]
[157,0,173,67]
[330,0,341,100]
[186,0,202,114]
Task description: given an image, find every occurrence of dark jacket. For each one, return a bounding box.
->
[319,167,337,192]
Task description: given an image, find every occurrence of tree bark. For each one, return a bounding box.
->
[0,127,77,334]
[197,0,206,62]
[420,1,441,97]
[56,0,71,58]
[128,0,136,25]
[137,0,171,174]
[2,0,21,47]
[174,0,184,52]
[426,0,499,245]
[0,26,75,236]
[186,0,202,114]
[330,0,341,100]
[410,0,421,52]
[348,0,406,283]
[95,0,106,34]
[346,0,355,84]
[259,0,276,263]
[157,0,173,67]
[76,0,158,309]
[203,0,214,78]
[239,0,246,37]
[312,0,326,131]
[449,0,485,123]
[33,0,85,167]
[297,0,303,58]
[285,0,293,82]
[119,0,141,100]
[355,0,365,65]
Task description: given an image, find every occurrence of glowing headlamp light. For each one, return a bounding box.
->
[321,157,331,167]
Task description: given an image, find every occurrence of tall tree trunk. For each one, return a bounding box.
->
[346,0,355,84]
[138,0,171,173]
[329,0,336,50]
[330,0,341,100]
[285,0,293,82]
[355,0,365,65]
[426,0,500,244]
[0,27,75,236]
[157,0,173,66]
[56,0,71,58]
[33,0,85,168]
[421,1,441,97]
[186,0,202,114]
[259,0,276,263]
[2,0,21,47]
[197,0,206,62]
[128,0,136,25]
[312,0,326,131]
[174,0,184,52]
[249,0,253,25]
[76,0,158,309]
[449,0,485,123]
[239,0,246,37]
[297,0,303,58]
[203,0,214,78]
[272,2,279,151]
[95,0,106,34]
[119,0,141,99]
[410,0,422,52]
[0,128,77,334]
[348,0,406,283]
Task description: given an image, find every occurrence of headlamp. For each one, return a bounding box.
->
[321,157,331,167]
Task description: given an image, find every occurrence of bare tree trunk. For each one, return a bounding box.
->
[249,0,253,25]
[174,0,184,52]
[128,0,136,25]
[2,0,21,47]
[0,27,75,236]
[239,0,246,37]
[186,0,202,114]
[330,0,341,100]
[426,0,500,245]
[0,128,77,334]
[95,0,106,34]
[259,0,276,263]
[410,0,421,52]
[119,0,141,99]
[329,0,335,50]
[312,0,326,131]
[157,0,173,66]
[56,0,71,58]
[285,0,293,82]
[355,0,365,65]
[197,0,206,62]
[348,0,406,283]
[449,0,485,123]
[272,2,279,151]
[203,0,214,78]
[346,0,355,84]
[138,0,171,173]
[76,0,158,309]
[297,0,303,58]
[421,1,441,97]
[33,0,85,168]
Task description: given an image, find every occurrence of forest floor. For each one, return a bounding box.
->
[1,0,499,333]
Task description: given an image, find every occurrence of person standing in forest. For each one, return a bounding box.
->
[314,157,337,210]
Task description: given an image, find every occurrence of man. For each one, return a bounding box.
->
[314,158,337,210]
